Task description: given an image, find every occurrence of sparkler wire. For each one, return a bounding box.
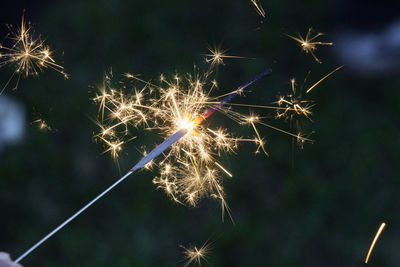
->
[14,68,272,263]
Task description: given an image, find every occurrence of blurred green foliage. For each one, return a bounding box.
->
[0,0,399,266]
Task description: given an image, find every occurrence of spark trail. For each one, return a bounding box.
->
[365,222,386,264]
[14,68,272,264]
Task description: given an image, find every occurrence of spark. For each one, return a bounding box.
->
[204,45,247,68]
[31,119,53,132]
[272,66,343,147]
[250,0,266,18]
[98,136,124,161]
[181,241,211,267]
[0,14,68,93]
[274,78,314,122]
[287,28,333,63]
[272,77,315,148]
[306,65,344,93]
[214,162,232,178]
[365,222,386,264]
[245,114,268,155]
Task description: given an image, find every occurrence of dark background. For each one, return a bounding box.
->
[1,0,400,266]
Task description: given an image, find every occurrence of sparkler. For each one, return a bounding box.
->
[14,68,271,264]
[94,65,344,217]
[287,28,333,63]
[0,14,68,93]
[365,222,386,264]
[14,62,342,263]
[94,67,295,219]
